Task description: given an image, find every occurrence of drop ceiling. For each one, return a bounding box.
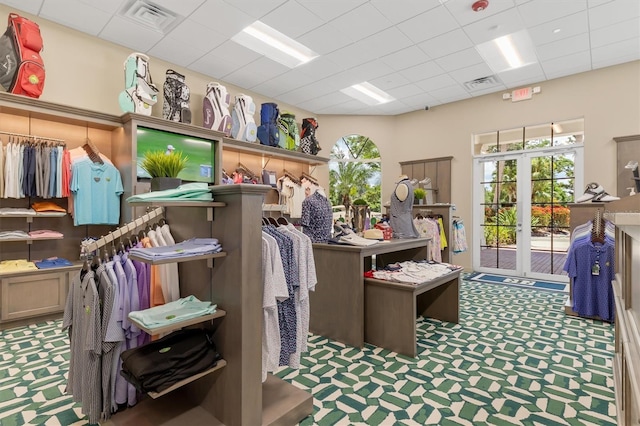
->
[3,0,639,115]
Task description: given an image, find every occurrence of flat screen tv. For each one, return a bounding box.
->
[136,126,215,183]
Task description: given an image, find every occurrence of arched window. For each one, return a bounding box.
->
[329,134,381,219]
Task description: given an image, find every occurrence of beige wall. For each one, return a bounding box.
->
[319,61,640,269]
[5,5,639,271]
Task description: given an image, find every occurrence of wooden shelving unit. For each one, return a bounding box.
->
[128,251,227,266]
[0,236,64,243]
[148,360,228,399]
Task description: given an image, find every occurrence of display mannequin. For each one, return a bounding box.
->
[389,175,419,238]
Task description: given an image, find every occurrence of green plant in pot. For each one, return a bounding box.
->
[413,188,426,205]
[140,149,189,191]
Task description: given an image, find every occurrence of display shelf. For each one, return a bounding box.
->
[0,212,67,222]
[0,236,64,243]
[0,262,82,278]
[128,251,226,266]
[223,136,330,166]
[148,360,227,399]
[127,201,226,208]
[130,309,226,336]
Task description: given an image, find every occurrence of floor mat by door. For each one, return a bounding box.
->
[466,272,568,293]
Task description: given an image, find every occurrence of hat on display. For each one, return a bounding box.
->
[576,182,620,203]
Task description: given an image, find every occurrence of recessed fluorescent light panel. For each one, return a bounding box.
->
[476,30,537,74]
[232,20,318,68]
[341,82,395,105]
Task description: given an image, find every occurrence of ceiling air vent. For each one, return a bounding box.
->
[120,0,180,34]
[464,75,501,91]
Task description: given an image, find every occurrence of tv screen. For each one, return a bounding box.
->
[136,126,215,183]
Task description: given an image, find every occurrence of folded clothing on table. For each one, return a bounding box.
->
[128,238,221,261]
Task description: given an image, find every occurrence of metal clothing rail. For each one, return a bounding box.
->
[81,207,164,254]
[0,129,66,143]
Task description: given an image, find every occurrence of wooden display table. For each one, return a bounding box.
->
[311,238,461,356]
[364,269,461,357]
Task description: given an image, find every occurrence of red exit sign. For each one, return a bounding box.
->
[512,87,532,102]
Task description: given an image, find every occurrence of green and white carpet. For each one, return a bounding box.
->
[0,280,615,425]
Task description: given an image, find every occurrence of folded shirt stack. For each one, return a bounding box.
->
[126,182,213,203]
[31,201,67,214]
[371,261,461,284]
[128,238,222,261]
[0,208,36,215]
[0,259,38,272]
[29,230,64,238]
[35,257,74,269]
[0,230,29,239]
[128,295,217,331]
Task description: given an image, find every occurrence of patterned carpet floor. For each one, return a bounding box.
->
[0,280,615,426]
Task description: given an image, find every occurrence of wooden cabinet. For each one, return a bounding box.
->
[606,195,640,426]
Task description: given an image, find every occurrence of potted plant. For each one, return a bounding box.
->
[140,149,189,191]
[413,188,426,205]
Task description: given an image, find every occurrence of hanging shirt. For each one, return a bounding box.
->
[71,158,123,225]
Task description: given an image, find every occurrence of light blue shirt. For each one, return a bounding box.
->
[71,159,123,225]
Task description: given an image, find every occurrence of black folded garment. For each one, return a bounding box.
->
[120,328,221,394]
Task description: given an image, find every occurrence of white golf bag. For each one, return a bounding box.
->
[118,53,158,116]
[231,94,257,142]
[203,82,232,136]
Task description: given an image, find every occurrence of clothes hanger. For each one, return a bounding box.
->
[277,216,289,226]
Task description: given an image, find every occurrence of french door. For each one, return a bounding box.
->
[473,146,583,282]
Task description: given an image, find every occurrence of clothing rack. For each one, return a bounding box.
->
[81,207,164,254]
[282,169,301,184]
[83,137,103,164]
[300,172,318,185]
[0,130,66,144]
[236,162,258,181]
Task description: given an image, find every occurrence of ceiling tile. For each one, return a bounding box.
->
[370,73,411,91]
[435,47,484,72]
[587,0,614,6]
[314,99,368,114]
[434,90,472,104]
[79,0,124,14]
[295,56,341,80]
[325,42,379,70]
[297,92,352,112]
[297,0,367,21]
[222,0,287,18]
[152,0,205,16]
[224,58,288,90]
[190,0,254,37]
[591,37,640,69]
[444,0,516,26]
[296,23,355,55]
[397,5,459,43]
[540,50,592,79]
[347,60,396,83]
[448,63,497,85]
[329,2,392,43]
[418,29,474,59]
[498,63,546,86]
[369,0,441,24]
[591,17,640,48]
[381,46,431,72]
[589,0,640,30]
[261,1,324,38]
[471,84,508,97]
[462,8,526,44]
[188,50,244,79]
[0,0,44,15]
[148,36,207,67]
[415,73,458,92]
[384,83,423,98]
[528,11,589,46]
[209,40,262,67]
[168,19,227,53]
[536,33,590,62]
[99,15,164,52]
[517,0,587,28]
[400,92,440,108]
[399,61,445,82]
[356,27,414,59]
[277,87,320,105]
[41,0,112,36]
[252,70,316,97]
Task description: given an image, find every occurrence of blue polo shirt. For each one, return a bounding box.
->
[71,159,123,225]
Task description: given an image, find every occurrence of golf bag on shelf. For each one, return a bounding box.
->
[202,82,232,136]
[299,117,321,155]
[230,94,257,142]
[257,102,280,147]
[118,53,158,116]
[163,69,191,124]
[277,112,300,151]
[0,13,45,98]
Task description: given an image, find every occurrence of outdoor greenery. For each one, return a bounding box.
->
[329,135,381,214]
[140,149,189,178]
[483,137,575,246]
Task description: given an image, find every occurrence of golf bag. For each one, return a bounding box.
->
[257,102,280,147]
[163,69,191,124]
[230,94,257,142]
[118,53,158,116]
[0,13,45,98]
[277,112,299,151]
[203,82,232,136]
[299,118,321,155]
